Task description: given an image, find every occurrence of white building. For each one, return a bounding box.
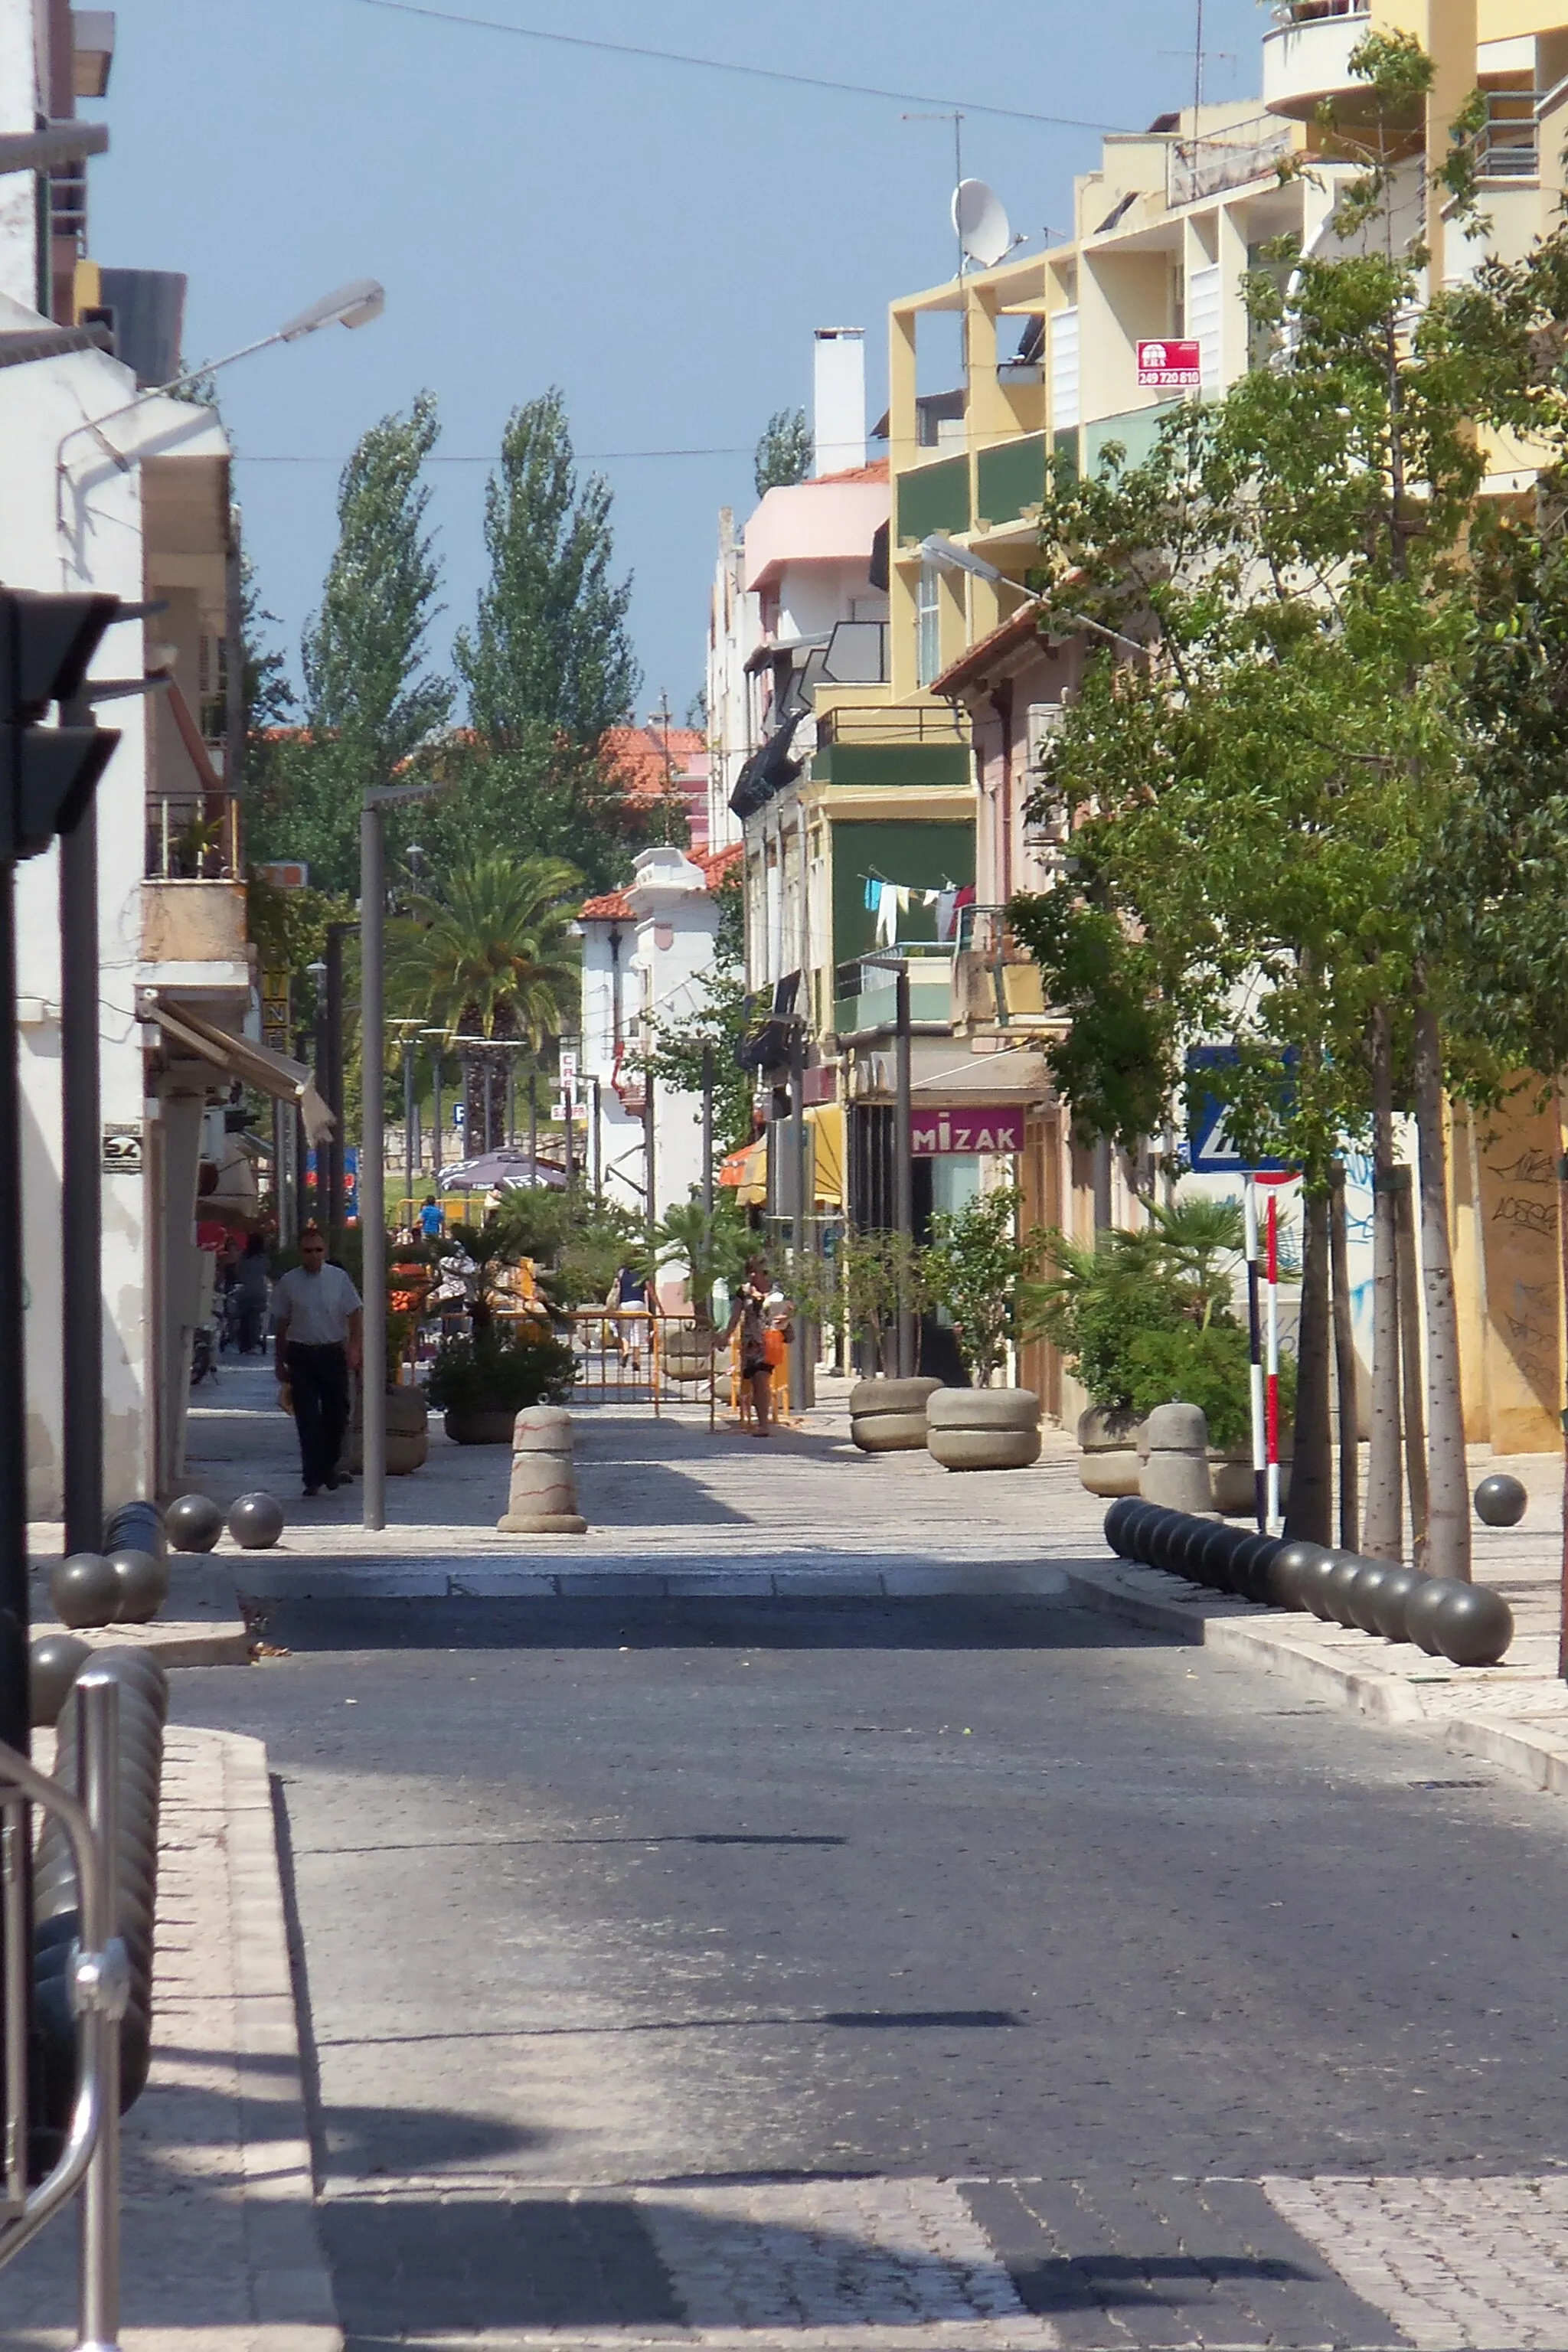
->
[706,328,890,854]
[577,844,733,1285]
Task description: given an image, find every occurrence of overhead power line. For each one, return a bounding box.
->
[332,0,1128,134]
[237,447,754,463]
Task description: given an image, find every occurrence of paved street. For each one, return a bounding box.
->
[173,1571,1568,2350]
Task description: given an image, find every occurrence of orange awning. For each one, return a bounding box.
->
[717,1138,767,1205]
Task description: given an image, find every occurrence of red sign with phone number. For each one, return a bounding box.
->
[1137,338,1201,390]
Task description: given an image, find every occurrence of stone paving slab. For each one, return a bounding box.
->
[232,1557,1075,1604]
[2,1726,340,2352]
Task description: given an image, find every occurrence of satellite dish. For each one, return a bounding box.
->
[952,178,1011,270]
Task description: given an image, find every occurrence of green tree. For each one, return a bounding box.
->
[921,1187,1047,1387]
[390,854,581,1146]
[642,874,753,1152]
[753,407,812,497]
[250,394,452,891]
[1006,29,1530,1574]
[456,388,640,747]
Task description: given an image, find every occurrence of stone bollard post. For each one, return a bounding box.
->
[497,1406,588,1535]
[1138,1401,1216,1515]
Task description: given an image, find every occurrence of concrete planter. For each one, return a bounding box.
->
[926,1386,1041,1472]
[849,1376,942,1453]
[1076,1405,1142,1499]
[443,1407,519,1446]
[347,1387,429,1475]
[1210,1450,1292,1516]
[662,1328,720,1385]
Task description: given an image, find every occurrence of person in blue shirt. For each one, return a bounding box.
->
[418,1196,445,1242]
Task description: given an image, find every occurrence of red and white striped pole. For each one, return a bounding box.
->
[1243,1174,1265,1533]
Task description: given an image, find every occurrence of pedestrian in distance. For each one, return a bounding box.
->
[725,1258,790,1436]
[419,1194,445,1241]
[233,1230,271,1355]
[272,1224,364,1496]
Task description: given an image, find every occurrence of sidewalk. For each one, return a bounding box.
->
[4,1725,338,2351]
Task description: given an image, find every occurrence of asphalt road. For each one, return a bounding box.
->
[173,1595,1568,2347]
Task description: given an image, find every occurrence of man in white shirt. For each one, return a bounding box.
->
[272,1226,364,1495]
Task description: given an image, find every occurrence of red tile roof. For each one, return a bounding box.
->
[810,459,889,485]
[697,842,742,886]
[578,889,634,921]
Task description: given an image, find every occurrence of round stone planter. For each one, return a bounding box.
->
[442,1406,520,1446]
[347,1387,430,1475]
[849,1376,942,1454]
[1076,1405,1141,1499]
[926,1386,1041,1472]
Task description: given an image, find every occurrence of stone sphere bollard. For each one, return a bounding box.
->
[29,1634,90,1726]
[51,1551,118,1629]
[1138,1402,1215,1516]
[498,1406,588,1535]
[106,1547,169,1624]
[1475,1472,1527,1528]
[167,1492,224,1553]
[228,1491,285,1550]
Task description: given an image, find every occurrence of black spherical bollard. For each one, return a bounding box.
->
[1345,1557,1396,1635]
[1139,1508,1181,1571]
[1368,1563,1424,1644]
[1430,1580,1514,1668]
[1104,1498,1138,1557]
[1403,1576,1459,1657]
[1199,1523,1242,1589]
[104,1499,165,1560]
[1118,1501,1158,1564]
[106,1547,169,1625]
[1169,1515,1214,1579]
[1321,1553,1367,1628]
[1474,1473,1527,1529]
[1266,1540,1331,1613]
[1227,1532,1274,1605]
[166,1491,224,1554]
[227,1491,285,1550]
[28,1634,90,1726]
[50,1551,118,1631]
[1295,1550,1342,1621]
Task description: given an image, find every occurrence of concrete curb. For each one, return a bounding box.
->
[73,1618,252,1668]
[237,1562,1075,1603]
[1063,1558,1568,1791]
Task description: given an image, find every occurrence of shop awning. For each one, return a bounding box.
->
[717,1137,767,1206]
[152,1001,335,1144]
[805,1103,844,1208]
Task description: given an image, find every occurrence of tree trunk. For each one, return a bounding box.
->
[1392,1168,1429,1566]
[1329,1160,1360,1552]
[1412,991,1471,1582]
[1363,1002,1403,1560]
[1284,1187,1333,1547]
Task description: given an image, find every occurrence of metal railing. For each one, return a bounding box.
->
[0,1674,128,2350]
[1168,115,1296,206]
[815,704,970,747]
[564,1308,721,1424]
[1478,88,1540,179]
[145,792,242,882]
[1269,1,1367,21]
[954,906,1057,1027]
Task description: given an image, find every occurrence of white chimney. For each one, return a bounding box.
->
[812,328,866,478]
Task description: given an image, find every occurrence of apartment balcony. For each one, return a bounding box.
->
[139,792,249,993]
[812,702,972,789]
[1168,114,1297,206]
[954,907,1060,1033]
[1263,2,1370,121]
[832,946,956,1040]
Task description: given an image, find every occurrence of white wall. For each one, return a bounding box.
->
[0,0,40,308]
[0,317,153,1514]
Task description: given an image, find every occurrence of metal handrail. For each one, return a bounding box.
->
[0,1674,127,2350]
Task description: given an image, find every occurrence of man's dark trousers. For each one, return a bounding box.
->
[286,1341,351,1488]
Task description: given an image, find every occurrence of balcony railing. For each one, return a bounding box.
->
[1269,1,1367,21]
[1478,89,1540,179]
[146,793,241,882]
[832,946,955,1037]
[815,704,969,748]
[954,907,1056,1028]
[1168,115,1296,206]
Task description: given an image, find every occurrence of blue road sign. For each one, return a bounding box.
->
[1184,1047,1295,1174]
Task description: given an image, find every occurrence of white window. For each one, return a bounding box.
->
[917,561,942,688]
[1050,306,1080,432]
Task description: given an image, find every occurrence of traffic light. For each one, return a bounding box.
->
[0,589,122,863]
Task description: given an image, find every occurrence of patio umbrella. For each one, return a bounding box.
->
[438,1148,567,1194]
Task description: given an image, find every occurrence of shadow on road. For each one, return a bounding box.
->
[243,1594,1176,1656]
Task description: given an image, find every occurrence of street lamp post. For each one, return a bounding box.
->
[862,952,916,1379]
[360,779,442,1534]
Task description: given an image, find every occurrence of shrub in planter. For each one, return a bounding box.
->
[426,1328,577,1444]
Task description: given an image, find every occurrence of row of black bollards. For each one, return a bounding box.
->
[1103,1498,1514,1668]
[28,1645,168,2169]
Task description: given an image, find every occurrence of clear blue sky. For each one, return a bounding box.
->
[91,0,1269,725]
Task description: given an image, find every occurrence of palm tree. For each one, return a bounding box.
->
[390,853,581,1152]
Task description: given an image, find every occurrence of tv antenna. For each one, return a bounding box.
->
[903,109,965,279]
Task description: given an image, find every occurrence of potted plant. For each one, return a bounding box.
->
[919,1187,1046,1470]
[837,1230,942,1451]
[426,1326,578,1444]
[1033,1198,1295,1509]
[636,1194,754,1382]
